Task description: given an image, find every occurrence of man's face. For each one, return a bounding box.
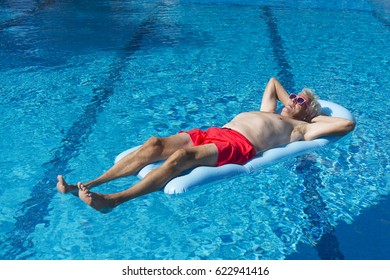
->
[281,93,311,121]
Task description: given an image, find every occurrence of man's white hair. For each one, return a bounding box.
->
[301,88,321,121]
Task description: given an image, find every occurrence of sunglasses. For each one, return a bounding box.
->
[289,93,310,112]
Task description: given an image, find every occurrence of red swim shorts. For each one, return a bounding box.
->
[182,127,256,166]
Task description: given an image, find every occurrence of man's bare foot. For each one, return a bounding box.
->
[56,175,78,194]
[77,183,114,213]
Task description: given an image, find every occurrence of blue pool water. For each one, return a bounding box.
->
[0,0,389,260]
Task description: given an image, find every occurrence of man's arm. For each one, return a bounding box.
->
[303,115,356,141]
[260,77,290,112]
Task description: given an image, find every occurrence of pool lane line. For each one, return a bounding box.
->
[261,6,345,259]
[261,5,295,92]
[295,157,345,260]
[371,10,390,28]
[0,10,159,260]
[366,0,390,28]
[0,0,56,31]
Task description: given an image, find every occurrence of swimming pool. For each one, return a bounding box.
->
[0,0,389,260]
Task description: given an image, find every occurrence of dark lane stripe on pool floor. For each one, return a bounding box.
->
[295,158,345,260]
[261,5,295,92]
[1,8,159,260]
[371,10,390,28]
[0,0,56,31]
[261,5,345,260]
[367,0,390,28]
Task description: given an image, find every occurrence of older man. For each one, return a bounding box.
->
[57,77,355,212]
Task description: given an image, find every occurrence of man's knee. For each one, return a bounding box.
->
[145,136,161,146]
[165,149,192,170]
[144,136,163,151]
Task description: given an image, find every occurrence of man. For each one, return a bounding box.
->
[57,77,355,212]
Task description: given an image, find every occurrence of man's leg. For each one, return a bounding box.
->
[78,143,219,212]
[56,133,194,193]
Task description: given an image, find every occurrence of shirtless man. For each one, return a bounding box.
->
[57,77,355,212]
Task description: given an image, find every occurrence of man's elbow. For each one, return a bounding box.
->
[269,77,280,86]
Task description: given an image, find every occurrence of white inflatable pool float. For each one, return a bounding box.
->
[115,100,354,194]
